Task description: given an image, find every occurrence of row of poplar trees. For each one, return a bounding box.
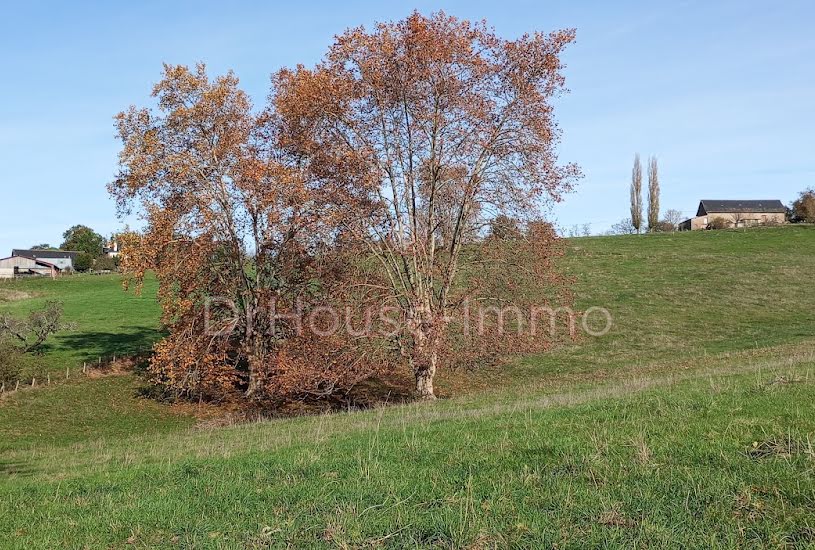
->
[629,154,660,233]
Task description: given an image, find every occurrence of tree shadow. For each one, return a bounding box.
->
[57,327,164,361]
[278,373,416,416]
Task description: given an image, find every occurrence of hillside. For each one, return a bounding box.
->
[1,226,814,547]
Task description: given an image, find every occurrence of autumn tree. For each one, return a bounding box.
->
[647,156,659,231]
[275,12,579,399]
[110,64,377,403]
[630,154,643,234]
[792,188,815,223]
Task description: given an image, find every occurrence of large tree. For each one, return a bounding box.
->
[61,225,106,256]
[110,64,376,402]
[275,12,579,398]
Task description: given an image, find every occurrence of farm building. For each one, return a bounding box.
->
[11,249,78,270]
[0,255,61,279]
[679,200,787,230]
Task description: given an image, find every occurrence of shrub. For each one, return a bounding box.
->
[653,220,676,232]
[0,341,47,387]
[708,217,730,230]
[94,255,119,272]
[0,300,72,352]
[609,218,637,235]
[0,342,21,386]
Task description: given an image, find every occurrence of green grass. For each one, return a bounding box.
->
[0,375,193,453]
[1,226,814,548]
[484,226,815,393]
[1,355,813,547]
[0,273,162,370]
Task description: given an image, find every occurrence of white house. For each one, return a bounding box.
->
[104,239,120,258]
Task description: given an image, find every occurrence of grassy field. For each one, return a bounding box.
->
[0,274,162,370]
[1,226,814,548]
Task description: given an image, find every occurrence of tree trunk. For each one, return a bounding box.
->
[244,327,266,398]
[413,348,437,400]
[408,304,440,400]
[246,365,263,398]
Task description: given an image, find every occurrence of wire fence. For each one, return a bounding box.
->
[0,353,125,396]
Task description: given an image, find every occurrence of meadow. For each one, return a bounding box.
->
[1,226,813,548]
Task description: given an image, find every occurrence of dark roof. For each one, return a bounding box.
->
[11,249,79,260]
[696,200,786,216]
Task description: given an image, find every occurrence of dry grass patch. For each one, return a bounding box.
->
[628,433,652,465]
[598,507,637,528]
[747,434,814,460]
[0,289,37,302]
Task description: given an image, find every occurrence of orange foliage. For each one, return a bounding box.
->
[111,11,579,405]
[110,64,382,404]
[274,11,579,398]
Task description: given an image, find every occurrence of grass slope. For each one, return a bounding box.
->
[2,355,813,547]
[0,273,162,369]
[1,226,813,547]
[519,226,815,379]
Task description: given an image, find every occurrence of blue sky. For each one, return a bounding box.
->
[1,0,813,252]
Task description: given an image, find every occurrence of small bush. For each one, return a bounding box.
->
[0,342,21,386]
[95,255,120,272]
[652,220,676,232]
[0,300,72,352]
[708,217,730,230]
[0,341,47,387]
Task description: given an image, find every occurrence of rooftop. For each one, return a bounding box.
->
[697,200,786,216]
